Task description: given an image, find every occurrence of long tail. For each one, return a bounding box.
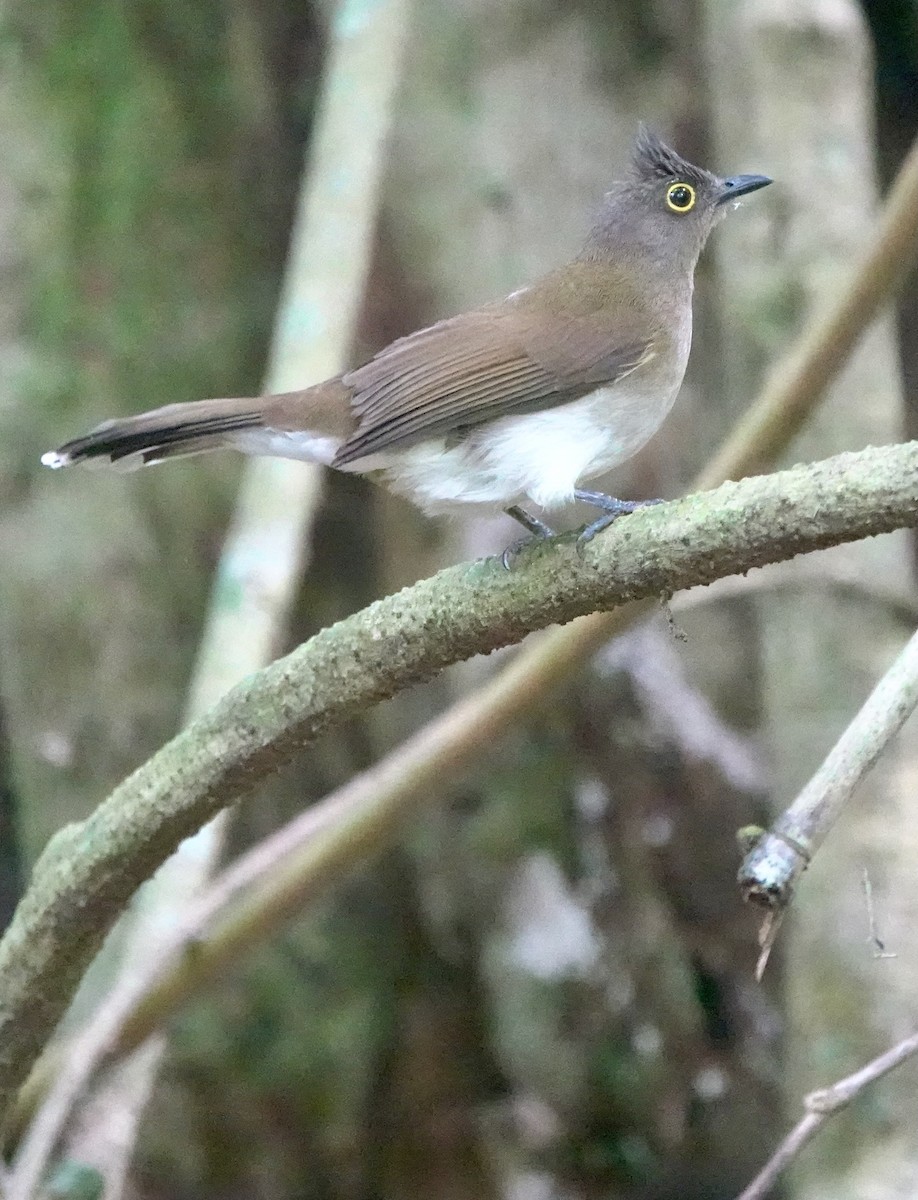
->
[41,397,264,471]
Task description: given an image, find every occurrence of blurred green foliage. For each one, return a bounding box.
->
[0,0,322,842]
[4,0,317,439]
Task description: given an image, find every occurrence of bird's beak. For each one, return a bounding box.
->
[716,174,772,206]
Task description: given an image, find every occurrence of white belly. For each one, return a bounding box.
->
[376,375,683,515]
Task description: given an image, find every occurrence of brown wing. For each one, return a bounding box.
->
[332,304,654,466]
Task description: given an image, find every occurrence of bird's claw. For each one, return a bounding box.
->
[501,530,554,571]
[501,505,556,570]
[501,538,529,570]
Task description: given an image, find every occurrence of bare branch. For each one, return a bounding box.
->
[736,1032,918,1200]
[739,625,918,945]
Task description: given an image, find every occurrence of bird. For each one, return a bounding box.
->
[42,130,771,558]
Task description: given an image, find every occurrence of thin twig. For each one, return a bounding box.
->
[738,625,918,933]
[861,867,895,959]
[736,1032,918,1200]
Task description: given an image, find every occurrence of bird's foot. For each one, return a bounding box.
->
[501,505,556,570]
[574,490,663,556]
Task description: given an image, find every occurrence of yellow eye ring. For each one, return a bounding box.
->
[666,182,696,213]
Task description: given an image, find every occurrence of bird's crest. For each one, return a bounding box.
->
[631,127,716,189]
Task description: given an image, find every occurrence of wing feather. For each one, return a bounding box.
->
[333,289,656,466]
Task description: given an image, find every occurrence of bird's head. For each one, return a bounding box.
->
[582,128,772,274]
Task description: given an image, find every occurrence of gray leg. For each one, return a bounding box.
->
[501,505,556,570]
[506,504,555,539]
[573,489,663,547]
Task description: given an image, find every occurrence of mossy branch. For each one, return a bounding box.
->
[1,439,918,1122]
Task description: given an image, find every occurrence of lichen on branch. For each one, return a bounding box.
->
[1,439,917,1123]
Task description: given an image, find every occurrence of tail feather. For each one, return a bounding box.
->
[42,398,262,471]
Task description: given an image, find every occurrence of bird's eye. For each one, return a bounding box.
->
[666,183,696,213]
